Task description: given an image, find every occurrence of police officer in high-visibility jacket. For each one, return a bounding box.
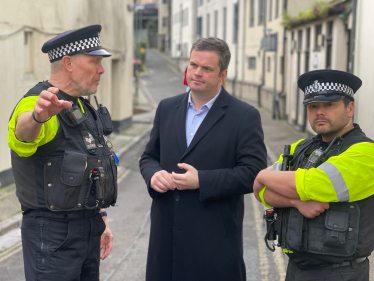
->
[8,25,117,280]
[253,69,374,281]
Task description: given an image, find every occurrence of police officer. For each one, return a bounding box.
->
[8,25,118,280]
[253,70,374,281]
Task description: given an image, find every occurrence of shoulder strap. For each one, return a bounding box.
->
[290,137,314,170]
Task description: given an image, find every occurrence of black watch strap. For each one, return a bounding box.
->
[100,210,107,217]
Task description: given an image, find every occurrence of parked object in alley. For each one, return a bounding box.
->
[8,25,116,281]
[254,69,374,281]
[139,37,267,281]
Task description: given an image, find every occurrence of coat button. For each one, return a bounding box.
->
[69,176,74,180]
[175,195,180,201]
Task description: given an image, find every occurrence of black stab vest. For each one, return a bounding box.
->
[277,125,374,266]
[11,82,117,212]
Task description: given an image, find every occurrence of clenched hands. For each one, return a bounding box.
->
[151,163,199,193]
[172,163,199,190]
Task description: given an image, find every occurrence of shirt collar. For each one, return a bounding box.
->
[187,87,222,110]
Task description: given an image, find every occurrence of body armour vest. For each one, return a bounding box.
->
[11,82,118,212]
[276,125,374,266]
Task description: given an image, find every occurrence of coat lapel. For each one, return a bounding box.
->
[180,88,229,161]
[175,93,189,155]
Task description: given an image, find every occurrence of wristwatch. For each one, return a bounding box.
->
[100,210,107,217]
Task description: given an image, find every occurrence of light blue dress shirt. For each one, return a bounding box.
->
[185,88,222,147]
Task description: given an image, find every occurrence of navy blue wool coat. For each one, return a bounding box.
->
[139,87,267,281]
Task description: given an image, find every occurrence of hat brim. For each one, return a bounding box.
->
[303,94,345,105]
[83,49,111,57]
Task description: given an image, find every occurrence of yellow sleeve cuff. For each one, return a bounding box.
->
[295,168,310,201]
[8,96,59,157]
[259,187,273,208]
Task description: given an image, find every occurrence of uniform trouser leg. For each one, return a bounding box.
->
[21,214,106,281]
[285,259,370,281]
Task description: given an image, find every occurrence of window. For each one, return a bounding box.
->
[250,0,255,27]
[326,21,333,69]
[283,0,287,10]
[214,10,218,37]
[275,0,279,19]
[259,0,264,25]
[269,0,273,21]
[305,28,311,72]
[197,17,203,38]
[162,0,167,3]
[306,27,311,51]
[314,24,322,51]
[207,14,210,37]
[233,3,238,43]
[199,0,203,6]
[298,30,303,51]
[24,31,34,73]
[162,17,167,27]
[280,56,284,74]
[248,57,256,69]
[267,56,271,72]
[223,7,227,41]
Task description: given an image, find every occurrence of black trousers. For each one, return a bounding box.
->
[21,214,106,281]
[285,259,370,281]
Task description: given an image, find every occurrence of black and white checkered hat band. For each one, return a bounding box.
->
[48,36,101,62]
[304,82,354,98]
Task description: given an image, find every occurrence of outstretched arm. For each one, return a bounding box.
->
[15,87,71,142]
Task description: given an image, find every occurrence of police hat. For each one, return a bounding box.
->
[298,69,362,105]
[42,25,111,63]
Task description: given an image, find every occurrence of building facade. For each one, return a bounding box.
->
[158,0,171,52]
[285,0,351,134]
[353,0,374,139]
[0,0,134,187]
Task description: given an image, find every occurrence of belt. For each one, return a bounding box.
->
[294,257,368,271]
[320,257,368,269]
[23,209,98,219]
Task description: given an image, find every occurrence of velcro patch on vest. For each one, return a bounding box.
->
[83,132,97,150]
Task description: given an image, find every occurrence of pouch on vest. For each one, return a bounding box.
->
[286,208,307,252]
[44,151,88,211]
[324,208,348,248]
[98,105,113,135]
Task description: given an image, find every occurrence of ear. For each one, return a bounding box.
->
[61,56,73,72]
[220,69,227,82]
[347,101,355,118]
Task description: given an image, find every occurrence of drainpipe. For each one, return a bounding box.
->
[348,0,357,74]
[275,25,287,119]
[258,0,267,107]
[233,1,239,97]
[240,0,247,99]
[272,32,278,119]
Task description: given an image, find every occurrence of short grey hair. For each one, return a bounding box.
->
[51,59,63,74]
[190,37,231,74]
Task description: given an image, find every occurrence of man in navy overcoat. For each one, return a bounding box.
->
[139,37,267,281]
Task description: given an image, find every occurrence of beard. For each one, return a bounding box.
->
[74,80,97,96]
[311,116,350,138]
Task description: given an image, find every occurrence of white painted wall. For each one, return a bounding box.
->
[354,0,374,138]
[0,0,134,173]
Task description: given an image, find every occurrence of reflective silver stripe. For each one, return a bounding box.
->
[318,162,350,202]
[272,162,282,171]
